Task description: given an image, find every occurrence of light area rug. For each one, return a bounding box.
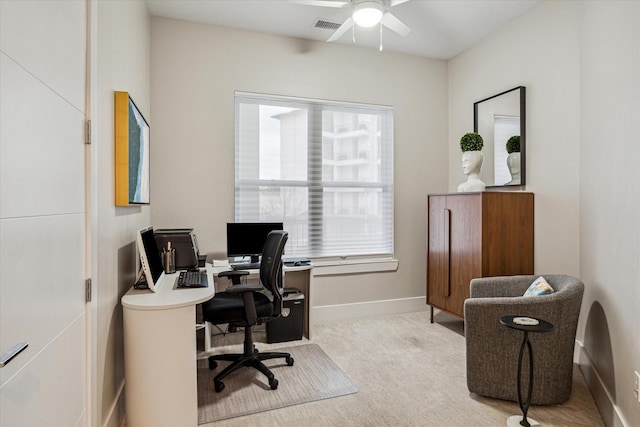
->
[193,311,603,427]
[197,343,358,424]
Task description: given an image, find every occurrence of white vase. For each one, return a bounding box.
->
[458,150,486,192]
[506,152,521,185]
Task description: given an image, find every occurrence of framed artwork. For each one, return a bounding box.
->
[115,91,150,206]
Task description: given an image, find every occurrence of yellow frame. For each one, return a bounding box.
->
[115,91,150,206]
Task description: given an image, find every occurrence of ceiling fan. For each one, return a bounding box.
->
[293,0,411,45]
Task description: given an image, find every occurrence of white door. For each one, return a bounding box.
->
[0,1,89,426]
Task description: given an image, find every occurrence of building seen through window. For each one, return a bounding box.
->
[235,93,393,258]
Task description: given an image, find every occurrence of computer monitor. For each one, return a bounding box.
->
[137,226,164,292]
[154,228,199,270]
[226,222,284,263]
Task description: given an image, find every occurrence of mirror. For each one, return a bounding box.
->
[474,86,526,187]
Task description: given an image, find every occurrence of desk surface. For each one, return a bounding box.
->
[210,263,312,276]
[122,264,215,311]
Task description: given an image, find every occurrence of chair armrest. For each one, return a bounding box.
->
[226,283,263,294]
[470,275,536,298]
[218,270,250,285]
[464,289,581,341]
[465,294,555,321]
[218,270,250,279]
[226,283,264,325]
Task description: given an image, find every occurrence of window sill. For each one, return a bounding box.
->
[311,258,399,276]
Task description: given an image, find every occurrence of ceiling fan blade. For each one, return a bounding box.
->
[381,12,411,37]
[327,17,354,42]
[389,0,411,7]
[288,0,348,7]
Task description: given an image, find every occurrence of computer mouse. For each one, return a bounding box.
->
[294,261,301,266]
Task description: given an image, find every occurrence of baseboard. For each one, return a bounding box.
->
[313,296,429,324]
[576,340,629,427]
[102,379,126,427]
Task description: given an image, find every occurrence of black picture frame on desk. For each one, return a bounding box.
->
[154,228,200,270]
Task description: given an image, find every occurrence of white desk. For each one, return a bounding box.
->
[122,264,313,426]
[122,265,215,427]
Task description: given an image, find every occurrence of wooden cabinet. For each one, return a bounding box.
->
[426,192,534,320]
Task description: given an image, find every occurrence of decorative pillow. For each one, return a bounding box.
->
[523,276,555,297]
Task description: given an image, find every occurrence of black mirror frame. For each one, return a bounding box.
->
[473,86,526,188]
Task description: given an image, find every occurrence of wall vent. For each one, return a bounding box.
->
[314,19,341,30]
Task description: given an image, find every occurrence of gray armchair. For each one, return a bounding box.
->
[464,274,584,405]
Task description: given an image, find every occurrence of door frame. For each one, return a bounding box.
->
[86,0,98,425]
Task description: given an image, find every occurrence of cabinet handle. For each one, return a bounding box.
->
[444,209,451,297]
[0,342,28,368]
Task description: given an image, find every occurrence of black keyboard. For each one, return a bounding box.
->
[176,271,208,288]
[231,262,261,270]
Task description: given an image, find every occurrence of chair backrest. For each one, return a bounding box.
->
[259,230,288,315]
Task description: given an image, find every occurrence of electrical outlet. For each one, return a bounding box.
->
[635,371,640,404]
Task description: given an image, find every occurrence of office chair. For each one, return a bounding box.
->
[201,230,294,392]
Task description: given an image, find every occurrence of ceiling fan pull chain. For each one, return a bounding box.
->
[379,23,384,51]
[352,24,355,45]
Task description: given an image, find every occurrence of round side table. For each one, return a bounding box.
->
[500,315,554,427]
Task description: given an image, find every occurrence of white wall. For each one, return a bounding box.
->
[96,2,150,427]
[580,2,640,426]
[93,2,639,426]
[449,0,581,276]
[450,1,640,426]
[9,1,629,425]
[149,18,448,314]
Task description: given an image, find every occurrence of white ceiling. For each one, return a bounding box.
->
[145,0,542,60]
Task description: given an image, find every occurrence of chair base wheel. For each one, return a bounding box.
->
[215,381,225,393]
[286,356,294,366]
[269,378,278,390]
[209,359,218,370]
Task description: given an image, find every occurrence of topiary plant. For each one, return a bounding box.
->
[460,132,484,152]
[506,135,520,154]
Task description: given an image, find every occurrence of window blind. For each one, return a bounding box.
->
[235,92,394,259]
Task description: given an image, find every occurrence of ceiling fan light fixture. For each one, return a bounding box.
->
[352,1,384,28]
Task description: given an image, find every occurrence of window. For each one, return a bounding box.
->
[235,92,394,259]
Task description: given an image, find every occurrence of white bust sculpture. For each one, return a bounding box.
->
[457,150,486,192]
[506,152,521,185]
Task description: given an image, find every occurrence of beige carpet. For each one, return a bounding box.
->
[199,310,604,427]
[197,343,358,423]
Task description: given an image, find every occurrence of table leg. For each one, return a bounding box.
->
[516,330,534,427]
